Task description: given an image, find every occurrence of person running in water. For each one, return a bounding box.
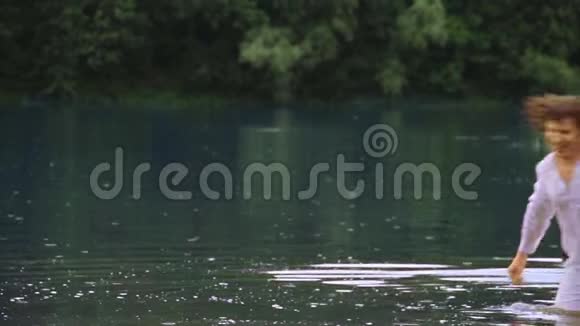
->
[508,94,580,312]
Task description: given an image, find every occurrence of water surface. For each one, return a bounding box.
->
[0,100,569,325]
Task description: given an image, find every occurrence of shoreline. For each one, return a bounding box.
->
[0,89,518,112]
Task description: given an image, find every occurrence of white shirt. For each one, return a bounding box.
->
[518,152,580,263]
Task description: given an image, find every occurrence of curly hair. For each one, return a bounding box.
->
[524,94,580,131]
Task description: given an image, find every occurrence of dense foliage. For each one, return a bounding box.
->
[2,0,580,100]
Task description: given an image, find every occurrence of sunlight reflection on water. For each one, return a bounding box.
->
[267,259,569,324]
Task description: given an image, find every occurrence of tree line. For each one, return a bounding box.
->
[2,0,580,101]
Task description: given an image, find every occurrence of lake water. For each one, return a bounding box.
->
[0,99,575,325]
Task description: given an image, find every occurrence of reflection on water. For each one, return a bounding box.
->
[0,101,568,325]
[267,260,569,324]
[494,302,580,325]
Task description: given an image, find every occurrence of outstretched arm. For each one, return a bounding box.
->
[508,165,555,284]
[517,171,555,255]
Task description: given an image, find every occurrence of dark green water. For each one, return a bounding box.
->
[0,100,573,325]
